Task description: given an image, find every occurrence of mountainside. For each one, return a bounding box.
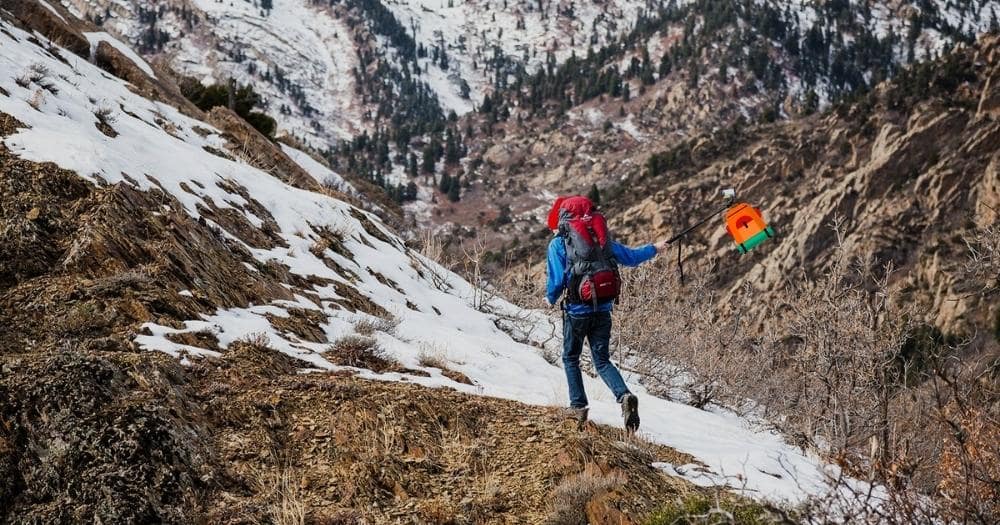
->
[55,0,655,147]
[0,5,868,523]
[414,0,997,231]
[432,23,1000,336]
[49,0,998,217]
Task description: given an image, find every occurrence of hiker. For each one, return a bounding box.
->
[545,195,669,432]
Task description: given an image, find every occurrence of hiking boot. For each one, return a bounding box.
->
[620,394,639,432]
[567,406,589,430]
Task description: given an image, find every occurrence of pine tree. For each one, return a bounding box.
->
[447,177,461,202]
[408,153,418,178]
[438,172,452,193]
[445,128,461,165]
[422,143,437,174]
[404,181,418,201]
[658,53,672,77]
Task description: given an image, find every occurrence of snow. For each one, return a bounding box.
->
[0,18,877,507]
[159,0,365,146]
[279,143,357,196]
[37,0,67,23]
[83,31,157,79]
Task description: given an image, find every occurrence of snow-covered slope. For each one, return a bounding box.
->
[381,0,650,110]
[58,0,653,147]
[61,0,366,146]
[0,15,868,505]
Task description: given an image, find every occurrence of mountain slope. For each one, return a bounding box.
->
[0,6,868,522]
[56,0,656,148]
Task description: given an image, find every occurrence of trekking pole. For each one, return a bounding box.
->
[663,189,735,283]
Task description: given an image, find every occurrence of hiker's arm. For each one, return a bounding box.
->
[610,241,658,267]
[545,239,566,305]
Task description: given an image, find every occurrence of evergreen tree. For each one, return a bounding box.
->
[421,142,437,174]
[404,181,418,201]
[445,128,461,165]
[447,177,461,202]
[438,172,452,193]
[408,153,418,178]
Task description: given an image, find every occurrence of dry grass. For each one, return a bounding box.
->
[16,63,58,95]
[545,470,625,525]
[604,222,1000,523]
[327,334,397,372]
[248,464,306,525]
[417,346,448,369]
[353,314,398,337]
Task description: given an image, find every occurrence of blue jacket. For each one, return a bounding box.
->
[546,236,658,315]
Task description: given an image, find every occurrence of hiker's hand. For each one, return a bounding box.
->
[654,239,670,253]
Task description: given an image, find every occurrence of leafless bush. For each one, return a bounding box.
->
[931,362,1000,523]
[16,63,58,94]
[612,262,753,407]
[417,345,448,369]
[238,332,272,349]
[460,237,500,312]
[606,217,1000,521]
[960,221,1000,298]
[94,105,117,125]
[545,470,624,525]
[415,228,452,291]
[328,334,396,372]
[354,314,398,336]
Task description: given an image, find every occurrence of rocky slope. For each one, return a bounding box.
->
[445,31,1000,337]
[54,0,654,146]
[0,4,858,523]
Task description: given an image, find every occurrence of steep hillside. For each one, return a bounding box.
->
[0,7,865,523]
[415,0,997,234]
[55,0,654,147]
[433,30,999,335]
[50,0,997,217]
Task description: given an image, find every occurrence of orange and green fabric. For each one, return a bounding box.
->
[724,202,774,254]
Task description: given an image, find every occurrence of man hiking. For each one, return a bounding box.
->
[545,195,668,432]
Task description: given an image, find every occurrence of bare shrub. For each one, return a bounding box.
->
[606,216,1000,521]
[354,314,398,336]
[960,221,1000,299]
[417,346,448,369]
[460,237,500,312]
[328,334,396,372]
[17,63,58,94]
[415,228,453,291]
[94,105,117,125]
[545,470,624,525]
[238,332,272,349]
[931,359,1000,523]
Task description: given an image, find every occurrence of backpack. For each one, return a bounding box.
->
[547,196,621,306]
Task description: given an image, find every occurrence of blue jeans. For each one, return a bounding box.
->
[562,311,631,408]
